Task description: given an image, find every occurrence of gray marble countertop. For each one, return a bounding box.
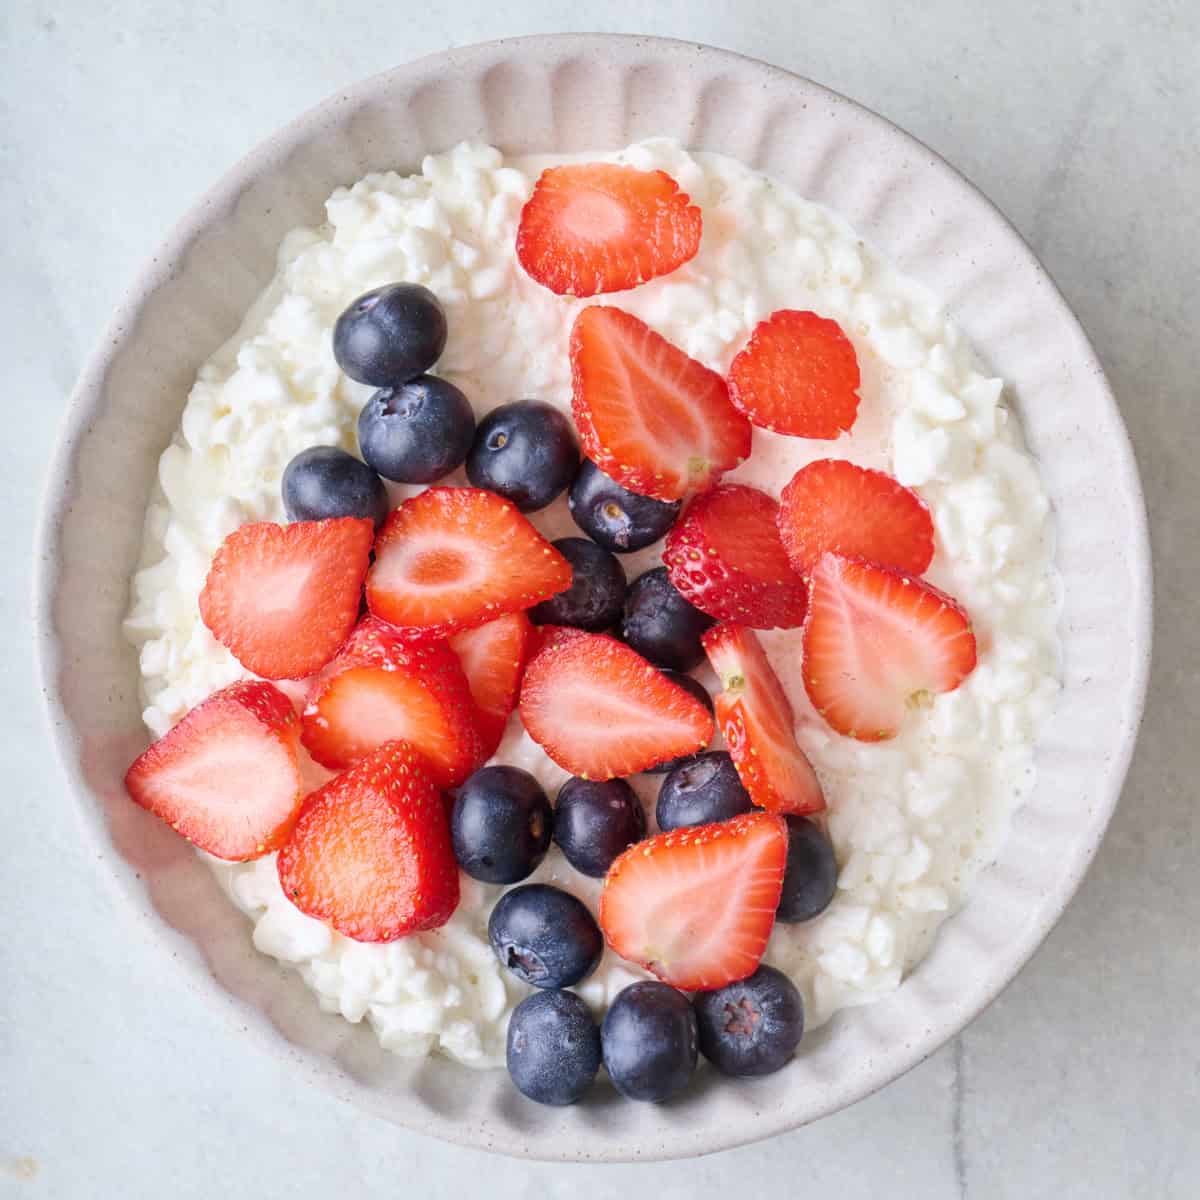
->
[3,2,1196,1196]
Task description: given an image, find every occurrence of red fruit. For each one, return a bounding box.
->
[277,741,459,942]
[448,611,536,758]
[663,484,808,629]
[518,629,714,780]
[124,681,304,861]
[199,518,374,680]
[570,307,752,502]
[727,310,861,438]
[598,811,788,991]
[366,488,572,638]
[802,553,977,740]
[703,624,824,815]
[516,162,702,297]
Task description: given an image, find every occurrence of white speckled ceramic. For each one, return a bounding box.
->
[34,34,1151,1162]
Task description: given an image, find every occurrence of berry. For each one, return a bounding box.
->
[516,162,701,298]
[568,459,681,553]
[693,965,804,1077]
[281,446,389,528]
[487,884,603,989]
[357,375,475,485]
[641,670,715,775]
[450,766,553,884]
[507,990,601,1106]
[554,777,646,878]
[777,815,838,923]
[529,537,627,632]
[621,567,714,672]
[465,400,579,512]
[655,751,753,832]
[333,283,447,386]
[570,307,751,502]
[601,981,698,1103]
[448,611,535,757]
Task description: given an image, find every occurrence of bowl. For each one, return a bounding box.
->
[34,34,1151,1161]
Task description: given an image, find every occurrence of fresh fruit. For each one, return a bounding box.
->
[529,537,627,632]
[621,566,714,672]
[692,964,804,1077]
[663,484,807,629]
[276,740,459,941]
[333,283,447,386]
[516,162,702,297]
[447,611,535,756]
[450,765,554,884]
[553,777,646,878]
[570,307,751,502]
[777,459,934,575]
[567,459,681,553]
[507,990,601,1107]
[366,487,572,638]
[641,670,715,775]
[281,446,389,528]
[199,517,374,680]
[518,630,713,780]
[357,376,476,484]
[703,623,825,815]
[601,981,698,1103]
[777,815,838,923]
[727,309,861,438]
[802,553,977,740]
[125,681,303,861]
[487,884,604,989]
[465,400,580,512]
[598,811,788,991]
[655,751,753,832]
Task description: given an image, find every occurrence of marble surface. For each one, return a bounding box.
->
[2,1,1195,1196]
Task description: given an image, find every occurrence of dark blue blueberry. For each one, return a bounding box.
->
[506,989,601,1106]
[357,375,475,484]
[333,283,447,386]
[451,766,553,885]
[281,445,389,528]
[488,884,603,989]
[642,671,715,775]
[655,751,753,831]
[601,981,698,1102]
[568,460,681,553]
[529,538,627,632]
[693,965,804,1077]
[776,815,838,923]
[554,777,646,878]
[621,568,715,672]
[466,400,580,512]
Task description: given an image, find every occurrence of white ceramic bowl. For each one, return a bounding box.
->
[35,34,1151,1161]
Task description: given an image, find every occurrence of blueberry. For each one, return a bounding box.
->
[506,989,601,1106]
[622,568,715,672]
[466,400,580,512]
[451,766,553,884]
[333,283,447,386]
[488,884,603,989]
[529,538,627,632]
[554,777,646,878]
[776,815,838,923]
[568,460,681,553]
[655,752,753,831]
[357,375,476,484]
[281,446,389,528]
[642,671,715,775]
[693,965,804,1077]
[601,981,698,1102]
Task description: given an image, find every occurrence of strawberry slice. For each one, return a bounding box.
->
[778,459,934,575]
[366,487,572,638]
[125,681,304,861]
[277,741,459,942]
[727,310,861,438]
[448,611,535,758]
[598,811,788,991]
[516,162,702,297]
[802,553,977,740]
[703,624,824,815]
[570,307,752,502]
[199,517,374,680]
[663,484,807,629]
[518,629,714,780]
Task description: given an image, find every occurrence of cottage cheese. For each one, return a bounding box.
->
[124,140,1061,1069]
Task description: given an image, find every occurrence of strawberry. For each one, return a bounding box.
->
[199,517,374,680]
[570,307,752,502]
[516,162,702,297]
[518,628,714,780]
[365,487,572,638]
[598,811,788,991]
[277,741,459,942]
[124,681,304,861]
[663,484,808,628]
[802,553,977,740]
[778,459,934,575]
[703,624,825,815]
[727,310,861,438]
[447,611,536,758]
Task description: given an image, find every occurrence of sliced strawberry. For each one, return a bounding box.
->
[663,484,807,629]
[199,517,373,680]
[277,741,459,942]
[518,629,713,780]
[366,488,572,638]
[598,811,788,991]
[802,553,977,740]
[727,310,861,438]
[125,681,303,861]
[447,611,536,758]
[516,162,702,297]
[570,307,752,502]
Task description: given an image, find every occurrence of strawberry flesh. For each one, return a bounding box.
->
[448,611,536,758]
